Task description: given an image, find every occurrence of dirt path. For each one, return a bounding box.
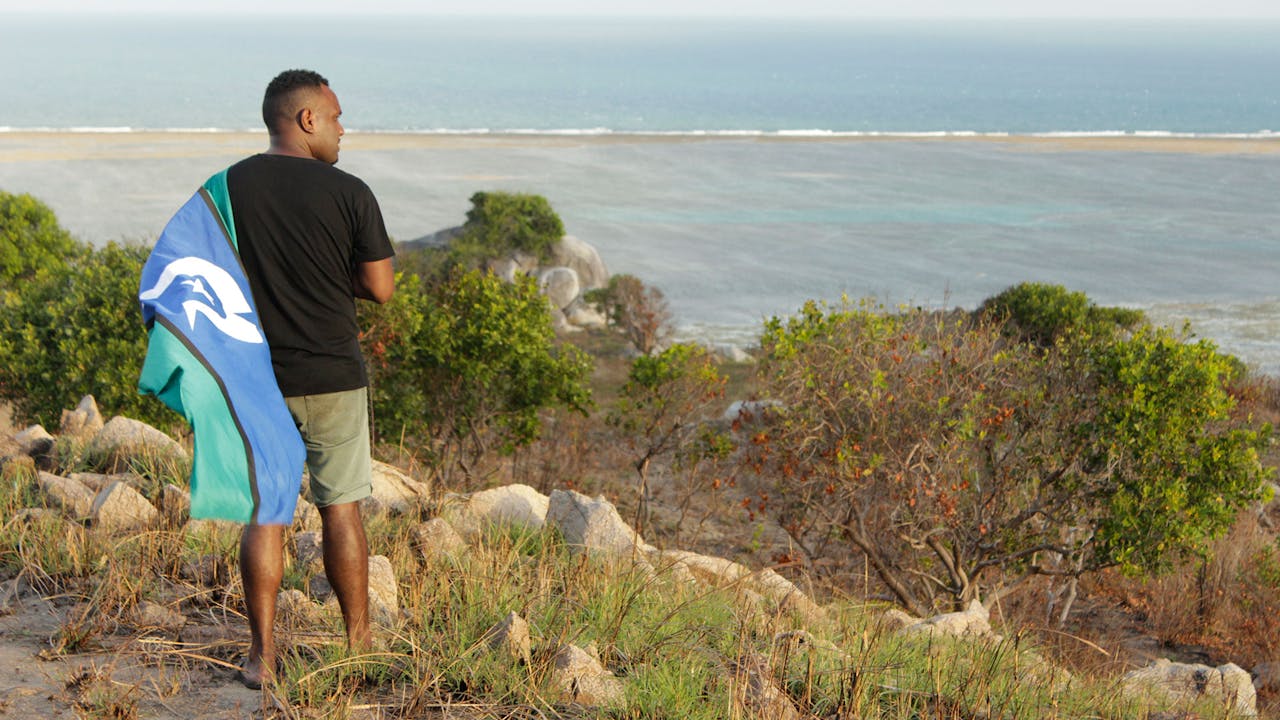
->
[0,591,267,719]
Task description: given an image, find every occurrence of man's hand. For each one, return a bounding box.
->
[353,258,394,304]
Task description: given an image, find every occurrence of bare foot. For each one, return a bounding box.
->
[238,650,274,690]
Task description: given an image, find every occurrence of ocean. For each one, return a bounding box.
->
[1,15,1278,373]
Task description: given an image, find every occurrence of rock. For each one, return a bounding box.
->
[401,225,463,251]
[12,508,60,525]
[156,484,190,524]
[37,471,95,519]
[547,489,654,559]
[131,601,185,632]
[179,554,227,587]
[1254,661,1280,694]
[443,484,550,541]
[482,611,532,665]
[563,300,608,329]
[361,461,431,516]
[294,531,324,569]
[15,425,54,457]
[88,416,186,470]
[90,481,160,533]
[1123,659,1256,717]
[551,644,625,707]
[366,555,399,624]
[277,589,326,626]
[293,497,321,532]
[711,344,753,364]
[899,599,992,639]
[876,608,919,633]
[730,655,804,720]
[538,267,581,311]
[59,395,105,440]
[549,235,609,290]
[70,472,138,494]
[411,518,468,562]
[722,399,781,424]
[321,555,399,625]
[658,550,824,621]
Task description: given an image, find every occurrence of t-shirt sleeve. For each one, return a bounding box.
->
[351,182,395,263]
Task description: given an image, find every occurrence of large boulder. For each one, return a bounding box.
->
[88,416,186,469]
[60,395,105,440]
[549,235,609,291]
[547,489,654,559]
[90,481,160,533]
[361,461,431,515]
[486,251,540,284]
[442,484,550,541]
[1123,659,1256,717]
[38,471,95,519]
[538,267,581,311]
[550,644,625,707]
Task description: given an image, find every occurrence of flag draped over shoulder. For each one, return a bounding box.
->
[137,170,304,525]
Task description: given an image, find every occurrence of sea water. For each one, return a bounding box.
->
[0,15,1277,372]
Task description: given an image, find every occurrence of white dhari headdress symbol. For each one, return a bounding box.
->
[140,257,265,344]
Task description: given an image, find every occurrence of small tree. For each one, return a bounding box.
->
[449,191,565,268]
[360,268,593,486]
[0,191,85,290]
[607,343,728,535]
[587,273,672,355]
[747,297,1269,619]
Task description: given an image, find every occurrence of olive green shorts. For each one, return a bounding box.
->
[284,387,373,507]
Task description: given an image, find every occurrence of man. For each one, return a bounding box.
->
[230,69,394,689]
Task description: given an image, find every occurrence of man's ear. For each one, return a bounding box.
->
[298,106,316,134]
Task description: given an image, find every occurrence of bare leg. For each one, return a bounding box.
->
[239,523,285,688]
[318,501,372,652]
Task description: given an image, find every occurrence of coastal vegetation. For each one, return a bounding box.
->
[1,192,1278,718]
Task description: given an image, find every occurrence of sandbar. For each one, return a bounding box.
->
[1,130,1278,163]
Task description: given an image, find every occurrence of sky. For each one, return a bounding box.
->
[4,0,1280,17]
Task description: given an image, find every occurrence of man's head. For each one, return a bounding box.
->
[262,69,344,164]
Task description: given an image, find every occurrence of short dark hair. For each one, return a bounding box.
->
[262,69,329,133]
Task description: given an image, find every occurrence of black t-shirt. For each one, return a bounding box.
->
[228,154,394,396]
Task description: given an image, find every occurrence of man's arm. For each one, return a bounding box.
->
[353,258,394,304]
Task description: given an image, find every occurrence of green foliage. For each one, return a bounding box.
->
[751,294,1269,615]
[360,268,593,484]
[587,273,672,355]
[979,281,1144,345]
[0,242,174,428]
[0,190,85,288]
[1085,326,1269,572]
[450,191,564,268]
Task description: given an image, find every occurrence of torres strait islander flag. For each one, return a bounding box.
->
[137,170,304,525]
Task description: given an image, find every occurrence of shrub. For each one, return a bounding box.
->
[979,281,1144,346]
[360,268,593,485]
[449,191,565,268]
[585,273,672,355]
[0,190,85,289]
[0,242,173,428]
[748,296,1270,618]
[607,343,729,533]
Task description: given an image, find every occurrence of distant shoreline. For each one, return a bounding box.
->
[2,130,1279,161]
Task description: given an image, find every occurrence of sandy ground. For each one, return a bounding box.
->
[0,592,267,719]
[2,130,1278,163]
